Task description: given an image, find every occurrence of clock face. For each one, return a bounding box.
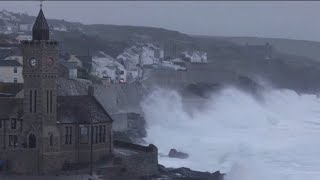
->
[29,57,38,68]
[47,57,54,68]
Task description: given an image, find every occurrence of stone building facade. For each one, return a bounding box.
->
[0,8,113,174]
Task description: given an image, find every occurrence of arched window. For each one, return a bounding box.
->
[29,133,36,148]
[49,134,53,147]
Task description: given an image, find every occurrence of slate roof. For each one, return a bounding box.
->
[59,60,77,70]
[0,60,22,66]
[57,95,113,124]
[0,83,23,96]
[32,9,49,40]
[0,98,23,120]
[0,49,14,59]
[76,56,92,63]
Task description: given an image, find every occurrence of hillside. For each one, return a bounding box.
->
[222,36,320,62]
[3,10,320,93]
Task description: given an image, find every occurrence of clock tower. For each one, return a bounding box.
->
[21,7,60,172]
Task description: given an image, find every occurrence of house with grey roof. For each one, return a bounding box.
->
[0,60,23,83]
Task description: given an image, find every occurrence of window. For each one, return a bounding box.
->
[29,90,32,113]
[50,90,53,113]
[13,67,17,73]
[29,133,36,148]
[120,70,124,75]
[95,126,98,144]
[9,135,17,148]
[65,127,72,145]
[0,120,2,128]
[34,90,37,113]
[11,118,16,129]
[49,134,53,147]
[80,126,89,144]
[13,78,17,83]
[99,125,102,143]
[46,90,49,114]
[103,125,106,143]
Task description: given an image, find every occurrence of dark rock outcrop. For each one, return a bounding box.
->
[155,164,224,180]
[168,149,189,159]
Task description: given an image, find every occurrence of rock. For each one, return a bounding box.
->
[156,164,225,180]
[168,149,189,159]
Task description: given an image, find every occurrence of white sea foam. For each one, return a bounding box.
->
[142,87,320,180]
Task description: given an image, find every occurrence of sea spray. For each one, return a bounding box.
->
[142,87,320,180]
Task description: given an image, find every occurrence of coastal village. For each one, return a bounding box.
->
[0,7,276,180]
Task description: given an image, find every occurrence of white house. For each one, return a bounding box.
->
[191,51,207,63]
[117,43,164,68]
[92,55,127,83]
[0,20,16,34]
[0,10,19,22]
[53,24,67,32]
[0,60,23,83]
[182,50,207,63]
[19,23,33,32]
[66,55,83,67]
[141,46,155,65]
[16,34,32,42]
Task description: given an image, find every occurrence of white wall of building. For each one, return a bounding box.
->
[0,66,23,83]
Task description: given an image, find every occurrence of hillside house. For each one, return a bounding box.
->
[53,24,67,32]
[0,10,19,22]
[19,23,33,32]
[92,56,127,83]
[0,60,23,83]
[0,20,17,34]
[117,43,163,68]
[65,54,83,67]
[59,61,77,79]
[182,51,207,63]
[76,55,93,75]
[16,34,32,42]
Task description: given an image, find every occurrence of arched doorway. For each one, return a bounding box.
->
[29,133,36,148]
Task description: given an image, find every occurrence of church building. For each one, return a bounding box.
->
[0,8,113,174]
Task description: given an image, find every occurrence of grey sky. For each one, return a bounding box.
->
[2,1,320,41]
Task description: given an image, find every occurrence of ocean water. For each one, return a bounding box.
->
[142,87,320,180]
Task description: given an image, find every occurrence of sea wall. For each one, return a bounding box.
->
[113,140,158,177]
[94,82,144,114]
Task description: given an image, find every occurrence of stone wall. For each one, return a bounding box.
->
[111,113,128,132]
[94,82,144,114]
[0,149,39,174]
[113,140,158,177]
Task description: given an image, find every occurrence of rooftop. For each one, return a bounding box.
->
[57,95,113,124]
[0,60,22,66]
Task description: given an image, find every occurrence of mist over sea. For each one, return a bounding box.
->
[142,86,320,180]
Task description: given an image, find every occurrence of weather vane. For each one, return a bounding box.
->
[40,0,43,9]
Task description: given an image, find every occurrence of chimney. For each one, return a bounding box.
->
[88,85,94,96]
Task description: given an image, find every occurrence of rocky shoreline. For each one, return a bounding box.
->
[102,164,224,180]
[153,164,224,180]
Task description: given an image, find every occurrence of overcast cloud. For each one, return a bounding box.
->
[1,1,320,41]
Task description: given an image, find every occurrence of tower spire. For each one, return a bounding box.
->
[32,1,49,41]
